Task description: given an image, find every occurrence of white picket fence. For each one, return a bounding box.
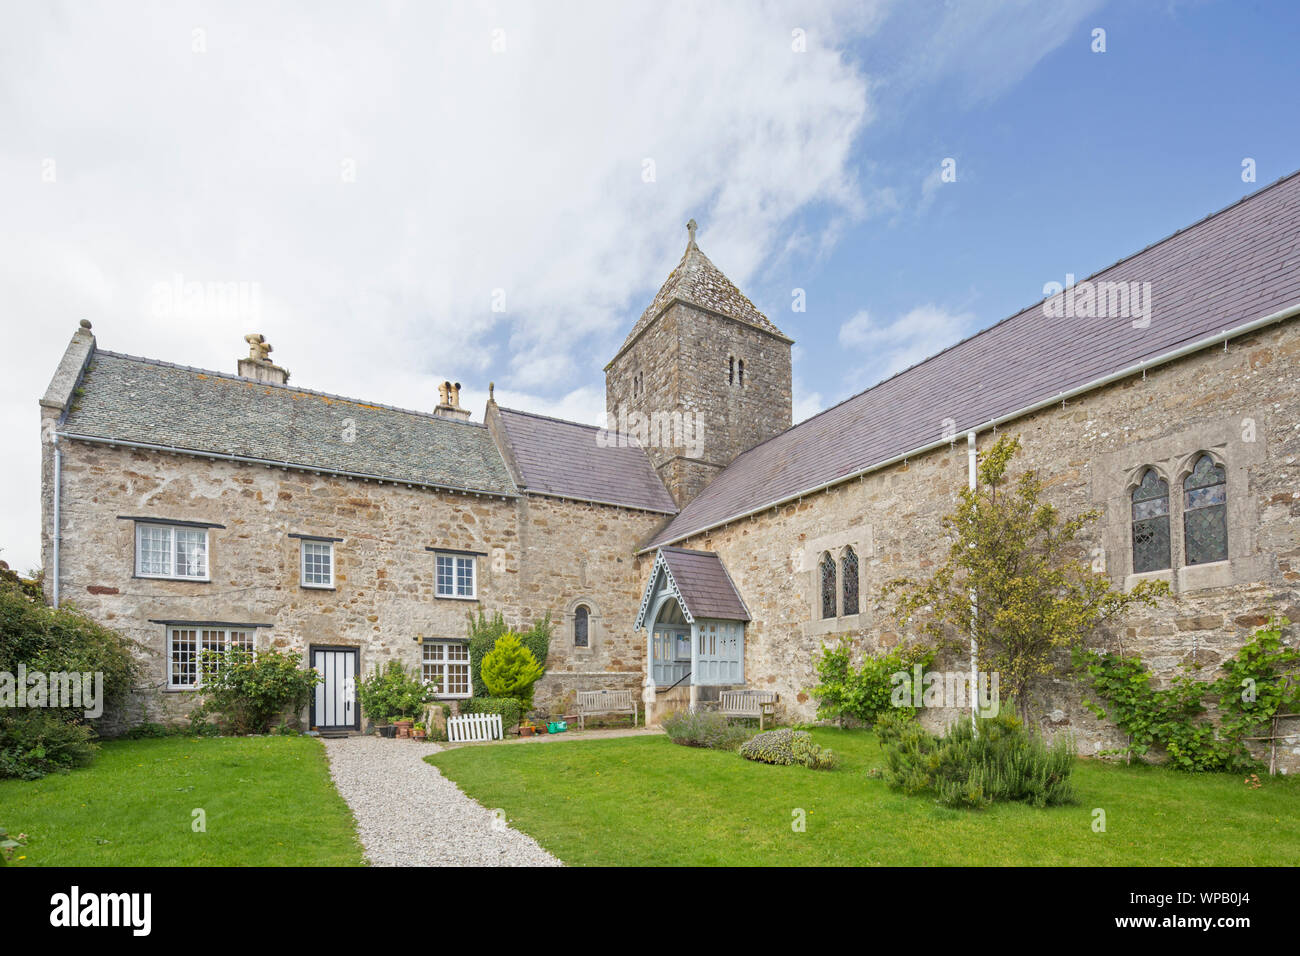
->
[447,712,503,743]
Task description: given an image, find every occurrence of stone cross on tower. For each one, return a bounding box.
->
[686,218,698,248]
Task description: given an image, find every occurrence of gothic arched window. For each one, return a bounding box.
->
[820,552,836,619]
[1183,455,1228,565]
[574,605,590,647]
[841,547,859,616]
[1131,469,1171,573]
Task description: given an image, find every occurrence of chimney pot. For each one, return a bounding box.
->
[237,333,289,385]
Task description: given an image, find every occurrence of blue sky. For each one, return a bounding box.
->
[757,1,1300,412]
[1,0,1298,571]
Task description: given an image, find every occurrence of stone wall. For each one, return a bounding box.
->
[512,494,667,711]
[43,432,665,727]
[663,319,1300,768]
[46,441,527,726]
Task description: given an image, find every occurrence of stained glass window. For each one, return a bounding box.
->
[820,552,836,619]
[1131,469,1171,573]
[574,605,589,647]
[1184,455,1228,565]
[841,547,859,616]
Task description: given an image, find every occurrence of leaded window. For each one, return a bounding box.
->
[1131,469,1171,573]
[170,626,252,689]
[1184,455,1228,565]
[841,547,859,616]
[574,605,589,647]
[422,642,470,697]
[820,552,836,619]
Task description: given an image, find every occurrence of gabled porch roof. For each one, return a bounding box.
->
[634,547,750,629]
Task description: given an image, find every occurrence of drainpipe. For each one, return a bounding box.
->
[967,431,978,730]
[51,432,62,608]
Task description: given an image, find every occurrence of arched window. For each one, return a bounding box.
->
[1131,469,1171,573]
[1184,455,1228,565]
[573,605,590,647]
[728,356,735,385]
[738,359,744,386]
[819,552,836,619]
[841,547,859,616]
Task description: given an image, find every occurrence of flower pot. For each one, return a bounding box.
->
[377,725,396,739]
[519,725,535,737]
[413,730,427,740]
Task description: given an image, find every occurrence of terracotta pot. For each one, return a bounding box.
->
[520,726,535,737]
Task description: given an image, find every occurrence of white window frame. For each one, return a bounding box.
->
[135,522,210,581]
[421,641,472,698]
[434,552,477,600]
[300,539,335,589]
[167,626,255,690]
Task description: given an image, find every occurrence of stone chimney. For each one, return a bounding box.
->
[433,380,471,421]
[237,333,289,385]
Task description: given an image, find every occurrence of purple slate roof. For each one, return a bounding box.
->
[660,547,750,621]
[647,171,1300,549]
[494,406,678,514]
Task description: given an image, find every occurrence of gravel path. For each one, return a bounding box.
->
[322,735,562,867]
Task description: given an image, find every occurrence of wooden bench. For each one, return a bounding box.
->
[576,689,638,729]
[719,690,779,729]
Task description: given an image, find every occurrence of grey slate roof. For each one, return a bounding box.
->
[61,351,518,496]
[494,406,677,513]
[659,547,750,621]
[613,235,790,364]
[647,171,1300,549]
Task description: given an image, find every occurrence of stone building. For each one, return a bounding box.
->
[39,172,1300,766]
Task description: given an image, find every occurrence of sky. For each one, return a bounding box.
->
[1,0,1298,573]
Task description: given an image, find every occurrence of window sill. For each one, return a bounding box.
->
[1124,568,1173,592]
[1178,560,1233,592]
[163,686,198,693]
[434,594,479,602]
[135,574,211,583]
[301,584,336,591]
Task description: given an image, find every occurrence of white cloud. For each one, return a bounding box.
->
[838,303,976,382]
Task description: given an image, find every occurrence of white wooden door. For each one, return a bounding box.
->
[311,647,358,730]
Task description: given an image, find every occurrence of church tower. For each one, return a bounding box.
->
[605,220,793,507]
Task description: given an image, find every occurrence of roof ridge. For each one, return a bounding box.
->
[728,168,1300,459]
[497,404,655,450]
[94,350,489,429]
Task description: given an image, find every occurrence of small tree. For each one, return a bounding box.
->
[480,632,545,712]
[194,648,321,734]
[884,434,1167,724]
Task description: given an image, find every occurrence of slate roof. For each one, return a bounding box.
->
[658,547,750,622]
[612,232,790,364]
[60,351,518,496]
[493,406,677,513]
[646,171,1300,549]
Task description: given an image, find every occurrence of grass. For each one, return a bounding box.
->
[429,728,1300,866]
[0,736,365,866]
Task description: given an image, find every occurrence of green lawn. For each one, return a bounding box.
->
[429,728,1300,865]
[0,736,365,866]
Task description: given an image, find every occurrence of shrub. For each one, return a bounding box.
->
[0,574,138,778]
[739,728,836,770]
[480,633,545,711]
[0,711,98,779]
[464,696,522,731]
[662,710,751,752]
[1,825,27,864]
[192,648,322,735]
[468,610,552,698]
[881,712,1076,808]
[809,638,934,725]
[357,660,434,726]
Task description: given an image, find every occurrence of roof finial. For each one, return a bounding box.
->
[488,382,495,402]
[686,218,698,248]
